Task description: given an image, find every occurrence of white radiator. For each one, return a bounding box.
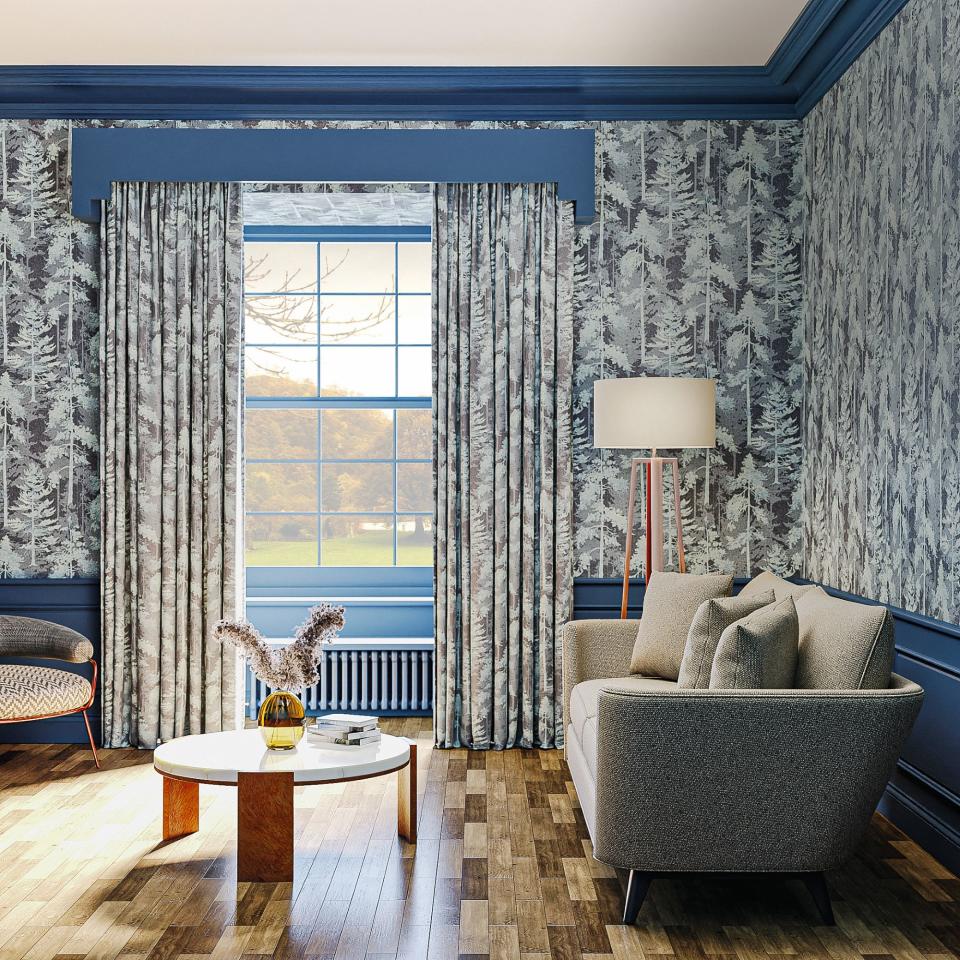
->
[245,640,434,719]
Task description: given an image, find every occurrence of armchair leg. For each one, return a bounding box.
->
[82,710,100,769]
[800,872,835,925]
[622,870,652,924]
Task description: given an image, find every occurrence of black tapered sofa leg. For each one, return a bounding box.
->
[622,870,652,924]
[801,871,835,925]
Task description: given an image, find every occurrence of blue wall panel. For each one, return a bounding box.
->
[0,578,101,745]
[892,655,960,803]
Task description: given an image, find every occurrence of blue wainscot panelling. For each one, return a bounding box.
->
[872,609,960,876]
[810,587,960,874]
[574,576,960,876]
[0,578,101,745]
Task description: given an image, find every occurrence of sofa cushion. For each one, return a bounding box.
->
[740,571,818,602]
[0,664,92,720]
[569,675,677,751]
[709,596,799,689]
[794,587,895,689]
[630,572,734,679]
[677,590,775,689]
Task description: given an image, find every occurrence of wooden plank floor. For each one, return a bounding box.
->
[0,718,958,960]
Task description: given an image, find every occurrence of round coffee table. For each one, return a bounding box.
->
[154,729,416,882]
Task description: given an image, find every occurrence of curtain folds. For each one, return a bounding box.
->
[100,181,243,749]
[433,182,574,750]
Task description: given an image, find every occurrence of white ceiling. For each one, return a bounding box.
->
[2,0,809,68]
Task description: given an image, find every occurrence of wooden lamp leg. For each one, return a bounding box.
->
[671,458,686,573]
[398,741,417,842]
[645,459,655,581]
[162,776,199,840]
[620,460,640,619]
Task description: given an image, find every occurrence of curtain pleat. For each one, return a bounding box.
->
[100,181,243,749]
[433,182,573,749]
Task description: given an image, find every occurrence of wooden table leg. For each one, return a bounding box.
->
[237,771,294,882]
[162,776,199,840]
[398,741,417,842]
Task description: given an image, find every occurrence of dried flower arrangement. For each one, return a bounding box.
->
[215,602,346,690]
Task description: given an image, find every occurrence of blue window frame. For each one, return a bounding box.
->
[243,224,432,577]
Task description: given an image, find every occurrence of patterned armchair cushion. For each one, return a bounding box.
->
[0,616,94,663]
[0,664,92,720]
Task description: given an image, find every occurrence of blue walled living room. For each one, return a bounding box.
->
[1,0,960,956]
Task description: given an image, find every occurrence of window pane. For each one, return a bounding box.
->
[321,295,394,344]
[397,347,431,397]
[397,463,432,512]
[246,409,318,460]
[246,347,318,396]
[398,243,431,293]
[245,296,317,345]
[397,296,430,344]
[247,463,317,512]
[320,346,395,397]
[246,514,318,567]
[321,463,393,512]
[321,243,395,293]
[397,515,433,566]
[321,515,393,566]
[397,409,431,459]
[322,408,393,459]
[245,242,316,294]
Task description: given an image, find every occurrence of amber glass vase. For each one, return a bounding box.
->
[258,690,306,750]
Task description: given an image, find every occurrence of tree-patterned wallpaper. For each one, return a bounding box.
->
[802,0,960,623]
[0,119,804,580]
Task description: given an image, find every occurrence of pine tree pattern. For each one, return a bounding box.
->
[0,118,804,580]
[0,121,98,577]
[803,0,960,622]
[573,120,804,579]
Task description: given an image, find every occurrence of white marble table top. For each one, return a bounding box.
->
[153,728,410,785]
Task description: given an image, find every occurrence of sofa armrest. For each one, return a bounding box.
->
[593,674,924,873]
[562,618,638,740]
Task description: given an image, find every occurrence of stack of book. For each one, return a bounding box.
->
[307,714,380,748]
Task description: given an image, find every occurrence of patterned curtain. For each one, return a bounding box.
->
[100,182,243,749]
[433,182,574,750]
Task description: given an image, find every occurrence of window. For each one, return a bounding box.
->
[243,226,432,569]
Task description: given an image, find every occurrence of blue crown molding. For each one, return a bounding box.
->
[1,65,794,120]
[70,127,597,223]
[0,0,910,120]
[791,0,911,114]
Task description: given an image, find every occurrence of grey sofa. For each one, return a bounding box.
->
[563,586,924,924]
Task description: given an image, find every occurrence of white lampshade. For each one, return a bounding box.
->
[593,377,716,450]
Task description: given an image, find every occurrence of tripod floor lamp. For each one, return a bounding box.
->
[593,377,716,618]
